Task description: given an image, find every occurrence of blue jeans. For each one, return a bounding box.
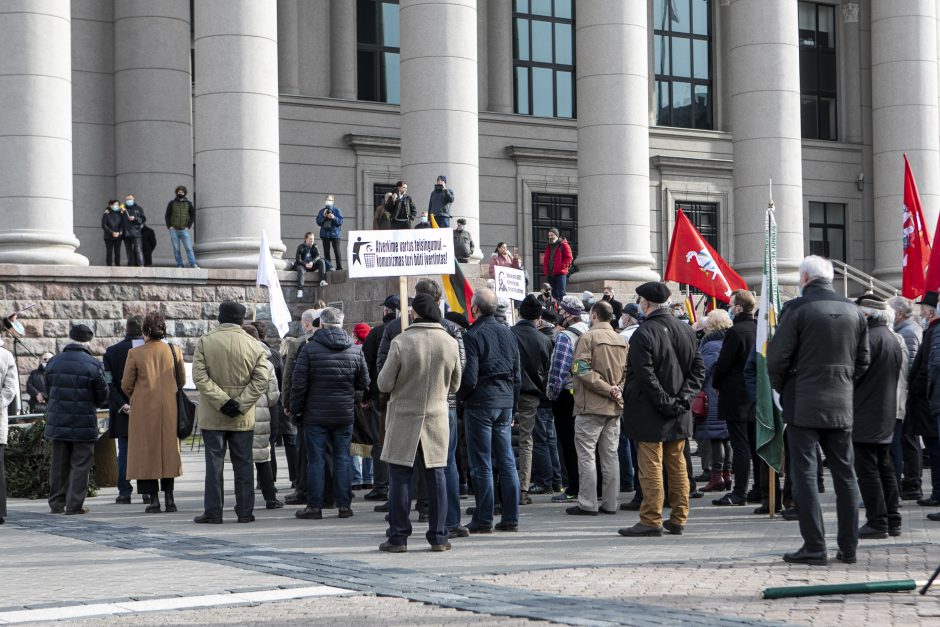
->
[169,228,197,268]
[352,456,374,485]
[434,215,451,228]
[305,424,353,509]
[618,420,635,489]
[445,407,460,529]
[532,405,561,489]
[465,407,519,527]
[117,436,132,497]
[548,274,567,301]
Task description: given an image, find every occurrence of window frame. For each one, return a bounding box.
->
[512,0,577,119]
[798,1,838,141]
[808,201,846,261]
[357,0,401,104]
[652,0,714,130]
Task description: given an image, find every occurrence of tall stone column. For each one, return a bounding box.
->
[0,1,87,265]
[728,0,803,286]
[841,4,862,144]
[278,0,300,95]
[193,0,286,268]
[486,0,513,113]
[399,0,480,259]
[572,0,657,283]
[114,0,194,266]
[872,0,940,285]
[330,0,356,99]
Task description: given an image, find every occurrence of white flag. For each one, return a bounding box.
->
[256,230,292,338]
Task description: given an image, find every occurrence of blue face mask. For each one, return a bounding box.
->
[125,199,134,207]
[111,205,120,212]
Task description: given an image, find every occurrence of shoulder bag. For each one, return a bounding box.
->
[171,344,197,439]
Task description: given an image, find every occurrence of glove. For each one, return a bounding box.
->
[220,399,242,418]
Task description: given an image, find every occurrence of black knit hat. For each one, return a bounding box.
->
[412,293,441,323]
[519,294,542,320]
[69,323,94,343]
[218,301,246,325]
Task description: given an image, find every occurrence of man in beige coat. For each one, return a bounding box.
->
[377,294,461,552]
[567,301,627,516]
[192,301,269,524]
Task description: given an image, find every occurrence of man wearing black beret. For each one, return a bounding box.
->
[619,282,705,537]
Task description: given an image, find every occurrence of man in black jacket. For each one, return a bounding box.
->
[619,282,705,538]
[853,295,905,538]
[290,308,369,520]
[103,315,145,504]
[601,287,623,329]
[712,289,760,508]
[361,295,400,502]
[511,294,553,505]
[459,288,522,533]
[44,324,109,515]
[386,181,417,230]
[122,194,146,267]
[294,232,328,297]
[767,255,870,566]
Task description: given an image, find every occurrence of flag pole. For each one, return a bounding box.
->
[767,180,777,519]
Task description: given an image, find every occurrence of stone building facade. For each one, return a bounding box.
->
[1,0,938,290]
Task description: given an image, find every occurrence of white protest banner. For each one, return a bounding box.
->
[493,266,527,301]
[347,229,455,278]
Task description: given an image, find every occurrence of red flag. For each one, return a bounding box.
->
[664,209,747,302]
[903,155,933,298]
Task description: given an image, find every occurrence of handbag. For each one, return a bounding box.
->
[691,389,709,421]
[171,344,197,439]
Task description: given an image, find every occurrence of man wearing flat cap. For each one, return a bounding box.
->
[192,301,270,524]
[853,294,906,539]
[44,324,109,515]
[620,282,704,537]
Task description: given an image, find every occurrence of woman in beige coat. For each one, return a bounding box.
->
[122,311,184,513]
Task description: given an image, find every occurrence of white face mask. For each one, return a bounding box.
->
[325,200,334,207]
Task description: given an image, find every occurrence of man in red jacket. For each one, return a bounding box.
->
[542,228,573,301]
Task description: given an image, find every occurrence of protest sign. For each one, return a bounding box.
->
[493,266,526,302]
[347,229,455,278]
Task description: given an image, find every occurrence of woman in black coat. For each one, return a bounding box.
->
[101,199,125,266]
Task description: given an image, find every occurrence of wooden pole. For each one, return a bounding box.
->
[399,275,409,331]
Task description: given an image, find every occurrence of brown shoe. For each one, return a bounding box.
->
[430,542,452,552]
[338,507,354,519]
[65,507,90,515]
[379,541,407,553]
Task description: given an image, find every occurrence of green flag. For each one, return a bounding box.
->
[755,208,784,472]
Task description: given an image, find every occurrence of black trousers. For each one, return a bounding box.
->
[854,441,901,532]
[256,461,278,503]
[788,426,858,555]
[104,239,122,266]
[294,424,307,498]
[900,419,923,493]
[321,238,343,269]
[138,478,175,495]
[552,391,579,497]
[48,440,95,513]
[387,454,447,547]
[123,236,143,266]
[728,420,755,498]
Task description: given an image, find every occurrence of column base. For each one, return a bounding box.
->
[0,231,89,266]
[195,237,289,270]
[568,252,660,284]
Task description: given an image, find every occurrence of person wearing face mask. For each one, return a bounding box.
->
[453,218,474,263]
[766,255,869,565]
[316,195,344,271]
[541,228,573,301]
[121,194,146,267]
[165,185,198,269]
[27,352,52,414]
[537,282,557,312]
[414,212,432,230]
[427,175,454,228]
[602,287,623,328]
[102,199,125,266]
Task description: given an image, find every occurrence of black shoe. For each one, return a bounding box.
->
[835,550,857,564]
[566,506,598,516]
[284,493,306,505]
[237,515,255,523]
[495,521,518,532]
[466,506,476,515]
[928,511,940,521]
[746,490,762,503]
[418,511,429,523]
[374,501,390,513]
[901,490,923,501]
[467,523,493,534]
[50,507,65,514]
[917,497,940,507]
[781,508,800,521]
[753,504,783,515]
[65,507,90,515]
[164,491,177,513]
[193,513,222,524]
[817,483,826,494]
[115,495,132,504]
[550,493,577,503]
[448,526,470,538]
[618,523,663,537]
[338,507,354,519]
[662,520,684,535]
[379,541,407,553]
[141,494,151,504]
[364,489,387,501]
[266,499,285,509]
[351,484,363,492]
[783,548,828,566]
[528,484,552,495]
[689,489,704,499]
[858,524,888,539]
[620,500,641,511]
[295,506,322,520]
[599,507,617,515]
[145,498,162,513]
[713,492,746,506]
[889,527,902,536]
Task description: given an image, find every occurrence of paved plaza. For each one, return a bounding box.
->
[3,448,940,625]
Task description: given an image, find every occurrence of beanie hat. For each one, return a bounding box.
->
[437,175,447,184]
[519,294,542,320]
[559,295,584,316]
[548,227,560,237]
[69,323,94,343]
[444,311,470,329]
[218,301,246,325]
[541,308,559,325]
[383,294,401,310]
[353,322,371,343]
[412,293,441,323]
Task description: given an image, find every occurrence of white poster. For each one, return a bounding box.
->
[347,229,455,278]
[493,266,527,302]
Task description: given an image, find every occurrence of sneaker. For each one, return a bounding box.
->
[467,523,493,534]
[379,541,407,553]
[528,484,552,495]
[448,526,470,538]
[551,493,577,503]
[618,523,663,537]
[712,492,746,506]
[296,289,303,298]
[319,280,328,287]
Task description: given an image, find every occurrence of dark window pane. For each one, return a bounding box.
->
[515,66,530,114]
[556,70,572,118]
[672,0,691,33]
[656,80,670,125]
[692,0,709,36]
[827,203,845,225]
[809,202,824,223]
[532,66,554,116]
[828,228,845,260]
[800,50,818,92]
[673,81,692,127]
[654,0,669,30]
[817,5,835,48]
[555,23,572,64]
[801,95,819,139]
[532,0,552,16]
[516,0,529,12]
[358,50,378,101]
[693,39,709,79]
[818,51,836,93]
[531,20,553,63]
[654,35,670,76]
[383,51,400,104]
[672,37,691,78]
[515,18,530,61]
[358,0,377,45]
[380,2,400,48]
[555,0,572,19]
[819,96,836,140]
[694,84,711,129]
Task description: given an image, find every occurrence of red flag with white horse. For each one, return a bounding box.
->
[664,208,747,302]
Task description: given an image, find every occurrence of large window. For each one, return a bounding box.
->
[798,2,837,140]
[357,0,401,104]
[513,0,576,119]
[677,201,718,249]
[653,0,713,130]
[808,201,845,261]
[533,193,578,285]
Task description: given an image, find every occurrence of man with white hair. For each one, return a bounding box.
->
[767,255,870,565]
[887,295,922,500]
[852,294,905,538]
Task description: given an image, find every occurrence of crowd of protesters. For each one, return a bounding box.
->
[1,250,938,565]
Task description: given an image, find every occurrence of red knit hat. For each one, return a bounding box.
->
[353,322,371,344]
